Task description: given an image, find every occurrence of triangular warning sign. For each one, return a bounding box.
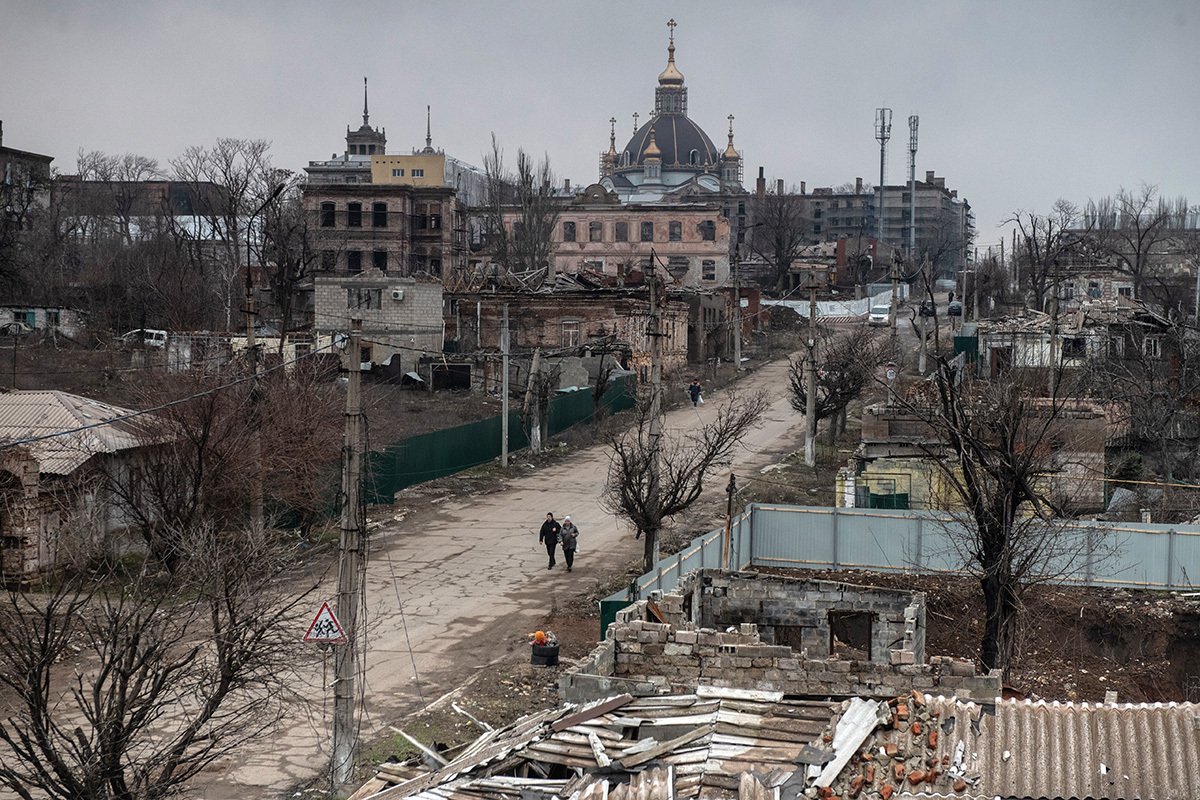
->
[303,601,348,644]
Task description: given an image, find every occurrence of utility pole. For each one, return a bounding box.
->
[1047,289,1059,397]
[907,115,918,261]
[732,254,742,371]
[501,303,510,468]
[332,318,364,787]
[804,282,818,467]
[875,108,892,258]
[918,259,929,375]
[722,473,737,569]
[647,251,664,565]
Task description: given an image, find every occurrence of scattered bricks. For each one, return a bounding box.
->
[884,743,898,759]
[864,764,876,783]
[896,704,909,721]
[892,763,906,782]
[910,689,925,707]
[849,776,865,797]
[907,770,925,785]
[817,787,834,800]
[823,733,833,744]
[924,768,938,784]
[880,785,894,800]
[911,722,922,737]
[953,778,967,792]
[928,729,939,749]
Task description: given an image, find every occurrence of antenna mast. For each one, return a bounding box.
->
[874,108,892,248]
[908,115,919,259]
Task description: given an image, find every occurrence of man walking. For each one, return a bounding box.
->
[559,515,579,572]
[688,380,703,407]
[539,512,561,570]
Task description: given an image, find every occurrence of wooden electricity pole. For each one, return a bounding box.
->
[501,303,510,468]
[333,318,364,786]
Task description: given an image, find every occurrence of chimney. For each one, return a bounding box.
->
[800,181,806,195]
[855,177,863,195]
[564,178,571,191]
[926,170,935,183]
[776,179,784,195]
[756,166,766,200]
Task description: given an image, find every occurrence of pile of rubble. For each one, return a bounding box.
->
[813,690,974,799]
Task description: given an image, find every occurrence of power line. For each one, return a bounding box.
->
[0,342,336,450]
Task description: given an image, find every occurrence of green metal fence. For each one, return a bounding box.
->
[363,375,635,503]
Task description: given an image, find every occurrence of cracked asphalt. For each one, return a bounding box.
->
[201,354,804,798]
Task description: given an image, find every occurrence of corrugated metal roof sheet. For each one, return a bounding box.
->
[357,692,1200,800]
[930,696,1200,800]
[0,390,154,474]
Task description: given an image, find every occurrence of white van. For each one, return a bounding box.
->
[867,305,891,326]
[119,328,168,348]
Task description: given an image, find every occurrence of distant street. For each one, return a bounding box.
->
[204,354,806,798]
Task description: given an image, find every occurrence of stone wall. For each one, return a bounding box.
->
[560,571,999,705]
[680,570,926,665]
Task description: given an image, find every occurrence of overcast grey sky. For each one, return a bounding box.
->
[3,1,1197,244]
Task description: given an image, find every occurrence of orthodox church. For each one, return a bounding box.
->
[598,20,747,222]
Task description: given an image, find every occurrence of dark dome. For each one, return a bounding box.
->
[622,114,719,169]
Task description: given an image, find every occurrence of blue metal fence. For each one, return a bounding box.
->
[608,504,1200,602]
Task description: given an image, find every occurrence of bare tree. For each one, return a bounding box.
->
[0,525,313,800]
[103,368,340,569]
[903,359,1100,674]
[480,134,559,289]
[788,325,885,444]
[170,138,272,329]
[749,183,811,294]
[1005,199,1087,310]
[603,391,768,571]
[1083,184,1190,299]
[256,171,317,348]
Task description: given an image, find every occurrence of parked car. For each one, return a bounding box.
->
[918,300,937,317]
[0,321,34,336]
[118,328,168,348]
[867,305,891,326]
[947,300,963,317]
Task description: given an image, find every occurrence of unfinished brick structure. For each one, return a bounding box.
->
[562,570,1000,704]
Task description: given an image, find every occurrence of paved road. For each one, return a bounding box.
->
[205,355,805,798]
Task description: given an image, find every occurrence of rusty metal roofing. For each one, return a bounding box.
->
[0,390,154,475]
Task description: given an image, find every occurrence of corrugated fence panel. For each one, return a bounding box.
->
[607,504,1200,602]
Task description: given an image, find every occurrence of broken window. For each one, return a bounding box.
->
[615,221,628,242]
[1062,336,1086,358]
[563,221,576,242]
[669,221,682,241]
[589,221,603,242]
[373,202,388,227]
[346,287,381,310]
[702,260,716,281]
[699,220,716,241]
[347,250,362,273]
[347,202,362,227]
[640,221,654,242]
[319,202,335,227]
[373,250,388,271]
[829,611,873,661]
[320,250,336,271]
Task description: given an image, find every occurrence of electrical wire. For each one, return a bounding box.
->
[0,341,336,450]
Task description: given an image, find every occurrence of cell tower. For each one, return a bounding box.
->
[874,108,892,247]
[908,115,919,259]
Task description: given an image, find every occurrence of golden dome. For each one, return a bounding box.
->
[643,129,662,158]
[658,41,685,86]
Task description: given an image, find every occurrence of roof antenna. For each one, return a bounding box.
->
[426,105,432,150]
[362,77,369,126]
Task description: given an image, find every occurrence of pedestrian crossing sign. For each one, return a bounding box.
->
[303,601,348,644]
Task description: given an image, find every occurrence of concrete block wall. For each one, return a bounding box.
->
[679,570,926,664]
[313,271,443,373]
